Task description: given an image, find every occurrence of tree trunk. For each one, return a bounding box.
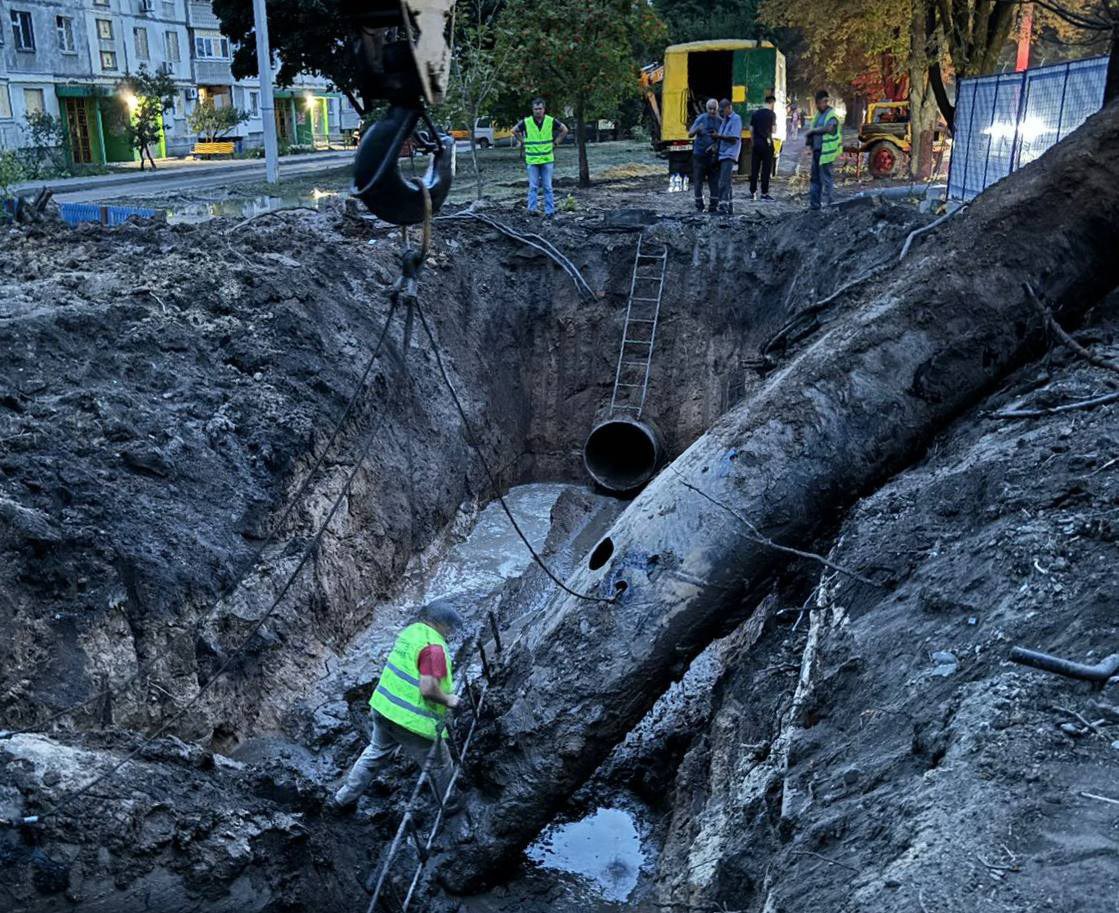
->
[438,99,1119,894]
[469,118,482,201]
[575,98,590,188]
[908,2,939,179]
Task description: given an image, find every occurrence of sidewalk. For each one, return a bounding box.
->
[12,149,354,197]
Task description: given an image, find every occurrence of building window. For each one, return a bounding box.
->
[56,16,76,53]
[97,19,113,41]
[194,31,230,60]
[249,91,259,117]
[101,50,118,70]
[0,85,12,120]
[23,88,45,115]
[10,10,35,51]
[93,0,110,6]
[165,30,180,62]
[134,27,149,60]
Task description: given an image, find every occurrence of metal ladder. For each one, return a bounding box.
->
[609,233,668,418]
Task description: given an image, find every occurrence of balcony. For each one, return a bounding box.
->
[187,1,221,28]
[194,58,233,85]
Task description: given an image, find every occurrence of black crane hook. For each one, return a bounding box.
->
[352,105,454,226]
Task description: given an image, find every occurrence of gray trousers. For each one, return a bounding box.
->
[334,712,453,806]
[717,158,737,210]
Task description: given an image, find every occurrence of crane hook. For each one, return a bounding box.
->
[353,105,454,226]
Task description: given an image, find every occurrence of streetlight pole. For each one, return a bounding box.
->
[252,0,280,184]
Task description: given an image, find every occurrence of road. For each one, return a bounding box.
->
[14,151,354,203]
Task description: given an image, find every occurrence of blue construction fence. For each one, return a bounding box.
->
[948,55,1108,202]
[58,202,163,227]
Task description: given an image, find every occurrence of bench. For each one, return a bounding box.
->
[192,141,236,159]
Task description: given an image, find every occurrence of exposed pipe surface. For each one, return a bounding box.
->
[582,417,664,492]
[439,101,1119,893]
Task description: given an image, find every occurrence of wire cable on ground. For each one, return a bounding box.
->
[438,211,597,301]
[0,300,400,741]
[19,301,401,822]
[412,298,613,606]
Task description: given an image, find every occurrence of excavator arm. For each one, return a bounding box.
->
[347,0,457,224]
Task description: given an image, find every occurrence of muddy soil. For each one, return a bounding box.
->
[0,195,923,911]
[653,294,1119,913]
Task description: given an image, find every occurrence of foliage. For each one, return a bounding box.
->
[759,0,909,94]
[654,0,766,44]
[443,0,510,197]
[212,0,364,112]
[116,65,176,168]
[496,0,666,186]
[188,102,251,142]
[18,111,70,179]
[0,150,27,197]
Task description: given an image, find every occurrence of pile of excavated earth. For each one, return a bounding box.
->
[2,101,1119,913]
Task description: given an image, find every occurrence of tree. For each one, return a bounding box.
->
[188,101,251,143]
[496,0,666,187]
[654,0,766,44]
[117,65,176,170]
[1031,0,1119,101]
[19,111,69,179]
[444,0,511,199]
[212,0,367,115]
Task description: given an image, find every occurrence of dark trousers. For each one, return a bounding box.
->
[750,141,774,195]
[809,151,834,209]
[717,158,736,211]
[692,155,717,209]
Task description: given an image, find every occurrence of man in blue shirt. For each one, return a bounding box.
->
[715,98,742,214]
[687,98,720,213]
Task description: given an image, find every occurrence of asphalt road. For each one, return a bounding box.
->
[16,151,354,203]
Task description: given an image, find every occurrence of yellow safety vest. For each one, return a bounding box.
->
[369,622,454,740]
[816,108,841,165]
[524,115,555,165]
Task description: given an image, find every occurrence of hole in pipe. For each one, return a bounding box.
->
[589,537,614,570]
[583,418,662,493]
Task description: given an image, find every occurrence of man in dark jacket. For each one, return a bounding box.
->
[749,95,778,201]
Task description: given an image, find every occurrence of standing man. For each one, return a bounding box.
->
[804,89,841,210]
[513,98,569,218]
[714,98,743,215]
[749,95,778,201]
[687,98,720,213]
[331,599,463,812]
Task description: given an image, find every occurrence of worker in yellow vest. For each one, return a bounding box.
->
[804,89,841,210]
[513,97,569,218]
[330,599,463,812]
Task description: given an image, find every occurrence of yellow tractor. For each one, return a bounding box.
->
[858,100,947,178]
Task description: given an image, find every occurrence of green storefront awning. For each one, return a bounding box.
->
[55,85,109,98]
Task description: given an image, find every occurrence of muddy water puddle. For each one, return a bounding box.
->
[160,189,342,224]
[526,807,646,902]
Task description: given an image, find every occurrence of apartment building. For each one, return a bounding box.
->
[0,0,359,163]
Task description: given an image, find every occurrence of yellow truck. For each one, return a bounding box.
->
[645,39,787,175]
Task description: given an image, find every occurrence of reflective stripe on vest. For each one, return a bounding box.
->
[817,108,841,165]
[369,622,454,740]
[524,115,555,164]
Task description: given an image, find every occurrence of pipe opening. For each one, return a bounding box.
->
[583,418,663,493]
[589,537,614,571]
